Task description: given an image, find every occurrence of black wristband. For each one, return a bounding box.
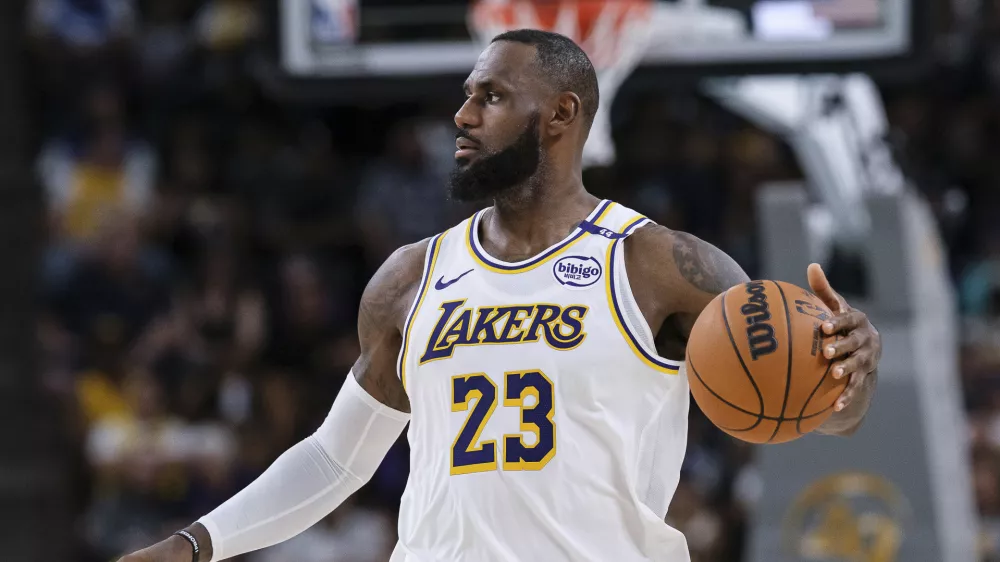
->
[173,530,200,562]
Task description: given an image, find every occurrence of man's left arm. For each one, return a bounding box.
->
[624,225,880,437]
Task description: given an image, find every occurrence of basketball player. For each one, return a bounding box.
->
[120,30,880,562]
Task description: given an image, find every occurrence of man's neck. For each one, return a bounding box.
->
[481,173,600,260]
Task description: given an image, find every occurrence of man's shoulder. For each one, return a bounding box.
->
[622,223,680,279]
[375,236,434,294]
[361,237,435,332]
[378,216,472,287]
[388,237,434,275]
[624,223,749,302]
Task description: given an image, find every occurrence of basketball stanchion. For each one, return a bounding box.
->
[468,0,654,169]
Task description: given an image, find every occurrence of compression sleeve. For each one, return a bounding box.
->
[196,373,410,561]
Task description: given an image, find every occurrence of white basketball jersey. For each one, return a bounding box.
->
[390,200,691,562]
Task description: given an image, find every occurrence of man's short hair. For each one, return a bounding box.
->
[492,29,599,128]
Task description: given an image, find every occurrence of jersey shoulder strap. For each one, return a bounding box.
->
[435,213,474,258]
[598,202,683,375]
[578,201,655,240]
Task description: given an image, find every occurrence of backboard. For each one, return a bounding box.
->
[274,0,926,100]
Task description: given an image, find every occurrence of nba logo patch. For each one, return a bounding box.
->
[310,0,359,45]
[553,256,603,289]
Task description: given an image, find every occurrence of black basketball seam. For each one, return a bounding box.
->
[690,351,834,435]
[688,355,764,432]
[720,291,766,419]
[796,358,833,434]
[767,281,794,443]
[795,333,841,434]
[725,404,834,432]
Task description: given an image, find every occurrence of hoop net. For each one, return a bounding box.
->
[468,0,655,168]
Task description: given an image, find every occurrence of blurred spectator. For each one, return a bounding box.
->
[355,119,461,265]
[670,128,728,241]
[193,0,260,52]
[263,255,353,378]
[85,371,235,477]
[719,129,791,277]
[148,115,241,274]
[84,370,235,558]
[38,82,156,251]
[28,0,136,125]
[40,210,170,443]
[172,246,264,376]
[135,243,267,430]
[961,227,1000,318]
[668,480,725,562]
[249,498,396,562]
[614,96,686,230]
[259,122,356,257]
[136,0,199,99]
[46,210,171,371]
[29,0,136,52]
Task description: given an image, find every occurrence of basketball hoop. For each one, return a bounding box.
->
[468,0,655,169]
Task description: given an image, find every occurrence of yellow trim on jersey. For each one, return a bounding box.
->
[465,201,616,274]
[604,216,681,375]
[399,232,446,393]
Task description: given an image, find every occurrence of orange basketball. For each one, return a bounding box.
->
[685,280,847,444]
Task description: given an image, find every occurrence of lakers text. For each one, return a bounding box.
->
[420,300,589,363]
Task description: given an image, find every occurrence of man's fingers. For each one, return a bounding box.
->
[835,386,854,411]
[807,263,847,313]
[835,373,865,411]
[822,310,867,335]
[829,353,869,380]
[824,333,862,362]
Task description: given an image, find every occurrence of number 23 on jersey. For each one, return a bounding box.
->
[451,370,555,475]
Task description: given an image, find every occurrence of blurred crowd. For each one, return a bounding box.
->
[24,0,1000,561]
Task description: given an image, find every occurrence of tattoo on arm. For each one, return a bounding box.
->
[622,225,750,355]
[354,293,411,412]
[672,232,749,295]
[351,240,429,413]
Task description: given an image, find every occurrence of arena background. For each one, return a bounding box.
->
[5,0,1000,561]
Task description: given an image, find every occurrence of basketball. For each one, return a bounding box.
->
[685,280,847,444]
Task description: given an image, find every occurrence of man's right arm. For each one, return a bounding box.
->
[118,239,430,562]
[351,238,432,412]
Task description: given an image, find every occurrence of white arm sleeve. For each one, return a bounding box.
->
[197,373,410,561]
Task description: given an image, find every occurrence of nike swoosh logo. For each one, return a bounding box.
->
[435,269,474,290]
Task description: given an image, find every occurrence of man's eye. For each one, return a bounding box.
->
[487,92,500,103]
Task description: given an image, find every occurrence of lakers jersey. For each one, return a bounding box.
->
[390,200,691,562]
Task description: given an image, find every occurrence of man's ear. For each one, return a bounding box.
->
[546,91,583,136]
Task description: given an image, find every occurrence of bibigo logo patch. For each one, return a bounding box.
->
[553,256,603,289]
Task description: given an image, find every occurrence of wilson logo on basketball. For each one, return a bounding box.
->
[552,256,602,288]
[742,281,779,360]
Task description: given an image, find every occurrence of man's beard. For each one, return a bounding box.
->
[448,114,541,203]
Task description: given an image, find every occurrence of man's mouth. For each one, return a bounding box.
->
[456,137,480,159]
